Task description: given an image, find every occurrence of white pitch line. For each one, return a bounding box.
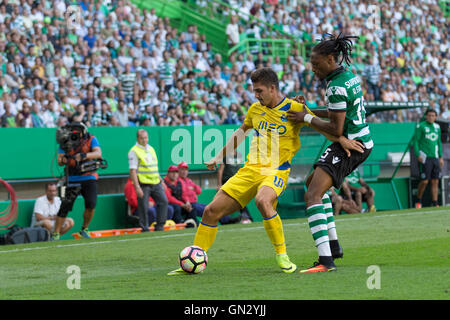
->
[0,208,448,254]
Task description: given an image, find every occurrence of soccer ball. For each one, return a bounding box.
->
[179,245,208,274]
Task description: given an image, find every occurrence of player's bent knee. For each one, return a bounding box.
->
[202,204,220,223]
[305,173,314,187]
[66,218,75,227]
[42,220,52,230]
[254,196,271,212]
[304,189,322,206]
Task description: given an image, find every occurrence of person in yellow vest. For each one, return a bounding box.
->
[128,129,169,231]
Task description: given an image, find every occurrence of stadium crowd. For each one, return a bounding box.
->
[0,0,448,129]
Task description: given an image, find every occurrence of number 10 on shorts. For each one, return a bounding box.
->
[274,176,284,188]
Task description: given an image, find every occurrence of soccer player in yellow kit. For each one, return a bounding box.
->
[168,67,362,275]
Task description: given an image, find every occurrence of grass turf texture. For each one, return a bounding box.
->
[1,207,449,300]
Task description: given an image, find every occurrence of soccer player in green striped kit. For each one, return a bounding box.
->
[288,33,373,273]
[413,109,444,208]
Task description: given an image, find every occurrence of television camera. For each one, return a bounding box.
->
[55,122,107,200]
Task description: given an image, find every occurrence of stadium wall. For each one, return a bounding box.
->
[0,123,416,181]
[0,123,418,238]
[0,124,244,181]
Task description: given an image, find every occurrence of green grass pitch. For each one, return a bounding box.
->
[1,207,449,300]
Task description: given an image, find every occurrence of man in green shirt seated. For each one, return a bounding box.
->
[344,169,376,213]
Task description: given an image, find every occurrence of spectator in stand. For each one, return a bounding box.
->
[0,0,446,128]
[363,56,382,101]
[226,15,240,48]
[113,99,129,127]
[31,182,74,236]
[0,102,16,127]
[16,101,33,127]
[118,64,137,103]
[124,178,182,227]
[31,103,45,128]
[164,165,198,228]
[177,162,206,219]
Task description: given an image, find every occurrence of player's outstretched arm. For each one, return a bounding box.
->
[287,109,345,137]
[291,95,329,118]
[287,109,362,156]
[205,123,252,170]
[337,136,365,157]
[312,126,364,157]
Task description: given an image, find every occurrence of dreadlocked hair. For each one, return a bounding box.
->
[312,33,359,66]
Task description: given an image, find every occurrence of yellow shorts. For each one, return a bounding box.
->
[221,165,290,209]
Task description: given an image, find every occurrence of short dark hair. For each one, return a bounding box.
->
[45,182,57,190]
[425,108,437,115]
[250,67,279,89]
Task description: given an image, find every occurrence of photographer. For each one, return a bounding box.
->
[52,122,103,240]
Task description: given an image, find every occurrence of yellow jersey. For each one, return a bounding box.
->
[243,97,314,170]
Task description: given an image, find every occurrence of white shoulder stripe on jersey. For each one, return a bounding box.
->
[347,126,371,140]
[364,140,374,149]
[347,126,374,149]
[326,86,348,97]
[328,101,347,110]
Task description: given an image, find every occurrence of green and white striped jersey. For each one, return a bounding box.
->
[325,67,373,149]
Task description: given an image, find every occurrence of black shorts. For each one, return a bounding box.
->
[80,179,98,209]
[69,179,98,209]
[58,179,98,217]
[314,141,372,189]
[419,158,441,180]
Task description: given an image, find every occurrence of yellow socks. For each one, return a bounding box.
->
[193,221,218,252]
[194,214,286,255]
[263,213,287,255]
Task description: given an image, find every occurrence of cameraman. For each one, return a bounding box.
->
[52,122,102,240]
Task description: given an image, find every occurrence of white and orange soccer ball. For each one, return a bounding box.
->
[179,245,208,274]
